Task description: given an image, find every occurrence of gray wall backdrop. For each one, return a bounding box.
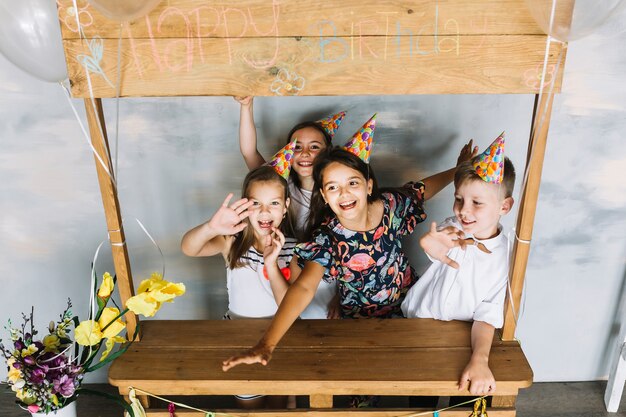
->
[1,11,625,384]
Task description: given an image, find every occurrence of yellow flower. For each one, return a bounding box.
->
[98,307,125,339]
[136,272,166,294]
[21,344,38,357]
[98,272,114,298]
[43,334,61,352]
[126,292,160,317]
[15,388,36,404]
[75,320,103,346]
[100,335,126,362]
[7,366,22,383]
[128,273,185,316]
[51,394,59,406]
[150,282,186,303]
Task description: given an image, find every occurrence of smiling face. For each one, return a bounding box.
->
[320,162,373,225]
[453,179,513,240]
[246,180,289,241]
[291,127,328,179]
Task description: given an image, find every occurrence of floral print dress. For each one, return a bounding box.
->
[295,183,427,318]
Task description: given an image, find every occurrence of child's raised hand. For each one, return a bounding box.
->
[222,341,273,372]
[207,193,254,236]
[263,227,285,266]
[420,222,466,269]
[456,139,479,166]
[458,359,496,395]
[234,96,253,106]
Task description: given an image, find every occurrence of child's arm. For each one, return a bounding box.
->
[263,228,290,305]
[222,261,325,371]
[421,139,478,200]
[235,96,266,170]
[457,320,497,395]
[181,193,254,258]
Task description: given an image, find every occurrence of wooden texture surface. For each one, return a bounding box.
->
[84,98,138,336]
[57,0,565,97]
[137,410,516,417]
[108,319,533,397]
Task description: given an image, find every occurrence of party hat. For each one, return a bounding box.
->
[317,111,346,138]
[267,138,296,179]
[473,132,505,183]
[342,114,376,163]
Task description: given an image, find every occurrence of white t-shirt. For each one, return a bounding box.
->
[227,238,296,318]
[401,217,510,328]
[288,177,338,319]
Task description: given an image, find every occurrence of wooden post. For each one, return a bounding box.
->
[84,98,138,338]
[501,91,556,340]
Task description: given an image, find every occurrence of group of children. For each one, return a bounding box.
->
[181,97,516,408]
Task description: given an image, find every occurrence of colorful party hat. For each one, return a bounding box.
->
[267,138,296,179]
[473,132,505,183]
[317,111,346,138]
[342,114,376,163]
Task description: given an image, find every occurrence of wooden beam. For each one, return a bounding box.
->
[501,90,556,340]
[84,98,138,337]
[58,0,566,97]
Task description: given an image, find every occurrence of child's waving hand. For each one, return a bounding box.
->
[208,193,254,236]
[457,139,479,166]
[420,222,466,269]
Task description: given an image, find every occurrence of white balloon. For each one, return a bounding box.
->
[0,0,68,82]
[86,0,161,22]
[525,0,626,41]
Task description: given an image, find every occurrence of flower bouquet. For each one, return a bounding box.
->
[1,271,185,415]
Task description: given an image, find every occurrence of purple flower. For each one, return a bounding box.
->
[53,374,76,398]
[30,367,46,384]
[23,356,35,366]
[12,361,22,370]
[14,340,25,351]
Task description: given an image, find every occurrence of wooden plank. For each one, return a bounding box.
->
[138,409,516,417]
[502,89,557,340]
[84,98,138,337]
[108,346,532,396]
[492,395,516,408]
[135,319,518,349]
[63,35,564,97]
[309,394,333,408]
[57,0,542,39]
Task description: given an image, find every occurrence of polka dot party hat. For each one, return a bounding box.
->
[317,111,346,138]
[342,113,376,163]
[267,138,296,179]
[473,131,505,183]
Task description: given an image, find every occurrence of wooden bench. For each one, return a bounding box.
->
[108,318,532,416]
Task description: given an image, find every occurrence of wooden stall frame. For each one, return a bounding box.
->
[57,0,567,414]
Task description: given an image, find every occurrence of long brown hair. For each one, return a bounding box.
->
[304,148,381,240]
[227,166,294,269]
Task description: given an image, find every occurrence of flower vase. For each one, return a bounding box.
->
[30,401,77,417]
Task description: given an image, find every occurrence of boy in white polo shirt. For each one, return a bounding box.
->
[402,133,515,397]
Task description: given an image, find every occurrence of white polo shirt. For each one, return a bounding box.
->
[401,217,510,328]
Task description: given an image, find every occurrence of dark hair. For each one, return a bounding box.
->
[286,121,332,189]
[227,165,294,269]
[304,148,381,240]
[454,156,516,198]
